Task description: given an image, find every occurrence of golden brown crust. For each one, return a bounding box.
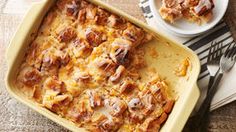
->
[58,27,77,42]
[15,0,174,131]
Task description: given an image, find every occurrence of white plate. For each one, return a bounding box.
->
[149,0,229,37]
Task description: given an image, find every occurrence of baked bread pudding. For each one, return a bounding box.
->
[15,0,175,131]
[159,0,215,24]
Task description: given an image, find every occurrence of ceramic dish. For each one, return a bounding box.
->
[149,0,229,37]
[5,0,200,131]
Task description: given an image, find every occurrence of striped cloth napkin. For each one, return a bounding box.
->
[139,0,236,111]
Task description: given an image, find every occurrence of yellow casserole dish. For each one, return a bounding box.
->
[5,0,200,131]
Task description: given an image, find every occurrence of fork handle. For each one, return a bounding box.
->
[207,76,215,94]
[194,72,223,132]
[208,68,221,94]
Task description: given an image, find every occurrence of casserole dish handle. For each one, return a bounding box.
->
[189,83,200,115]
[6,1,47,67]
[173,83,200,132]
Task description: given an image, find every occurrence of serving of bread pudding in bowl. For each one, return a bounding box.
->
[159,0,215,24]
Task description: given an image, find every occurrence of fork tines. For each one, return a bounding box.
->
[224,42,236,59]
[208,41,223,62]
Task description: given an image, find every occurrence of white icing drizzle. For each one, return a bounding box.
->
[194,0,213,14]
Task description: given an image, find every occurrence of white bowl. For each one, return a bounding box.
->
[149,0,229,37]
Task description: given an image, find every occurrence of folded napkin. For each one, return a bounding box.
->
[139,0,236,111]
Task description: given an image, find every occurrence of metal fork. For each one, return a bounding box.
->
[195,42,236,132]
[207,42,223,89]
